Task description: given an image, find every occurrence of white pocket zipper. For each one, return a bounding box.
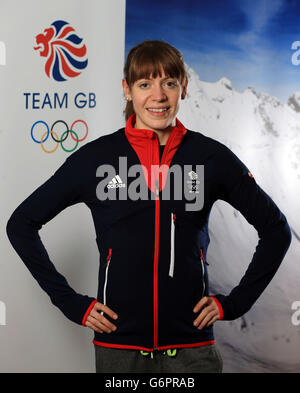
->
[169,212,176,277]
[200,248,208,297]
[101,248,112,315]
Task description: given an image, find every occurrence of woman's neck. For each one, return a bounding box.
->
[134,117,176,145]
[155,127,172,145]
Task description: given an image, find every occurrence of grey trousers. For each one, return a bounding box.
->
[94,344,223,373]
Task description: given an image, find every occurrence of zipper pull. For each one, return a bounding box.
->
[107,248,112,265]
[200,248,209,266]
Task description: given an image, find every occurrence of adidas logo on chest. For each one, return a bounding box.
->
[107,175,126,188]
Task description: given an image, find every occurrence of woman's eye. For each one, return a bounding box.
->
[165,81,178,87]
[137,80,178,89]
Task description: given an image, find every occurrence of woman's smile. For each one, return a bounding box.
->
[146,106,170,116]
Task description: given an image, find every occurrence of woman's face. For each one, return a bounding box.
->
[122,69,187,132]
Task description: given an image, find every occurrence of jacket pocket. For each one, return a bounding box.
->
[101,247,112,315]
[200,248,209,297]
[169,212,176,277]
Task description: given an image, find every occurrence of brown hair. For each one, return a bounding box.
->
[123,40,187,121]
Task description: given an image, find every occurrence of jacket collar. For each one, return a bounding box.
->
[125,113,187,194]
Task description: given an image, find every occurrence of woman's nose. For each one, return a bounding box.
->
[152,84,167,100]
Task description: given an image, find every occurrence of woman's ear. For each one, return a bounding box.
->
[122,78,132,101]
[181,77,188,99]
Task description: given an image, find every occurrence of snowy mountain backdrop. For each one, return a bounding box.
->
[178,64,300,373]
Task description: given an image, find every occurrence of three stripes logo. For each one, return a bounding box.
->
[107,175,126,189]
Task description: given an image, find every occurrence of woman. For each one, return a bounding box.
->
[6,40,291,373]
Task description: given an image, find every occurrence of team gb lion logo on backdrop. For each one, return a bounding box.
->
[33,20,88,81]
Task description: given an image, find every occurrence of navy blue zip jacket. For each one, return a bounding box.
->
[6,114,292,352]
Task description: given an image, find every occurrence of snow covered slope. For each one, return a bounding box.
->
[178,65,300,373]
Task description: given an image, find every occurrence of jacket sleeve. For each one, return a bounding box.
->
[212,145,292,321]
[6,151,97,326]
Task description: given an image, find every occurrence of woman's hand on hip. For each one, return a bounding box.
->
[84,302,118,334]
[193,296,220,330]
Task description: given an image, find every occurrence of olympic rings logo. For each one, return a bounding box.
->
[31,120,88,153]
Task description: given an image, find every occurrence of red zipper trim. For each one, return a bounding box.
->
[153,197,160,348]
[153,134,161,349]
[153,131,177,349]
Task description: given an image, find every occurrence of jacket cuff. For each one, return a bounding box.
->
[82,299,98,326]
[210,295,224,320]
[51,294,97,326]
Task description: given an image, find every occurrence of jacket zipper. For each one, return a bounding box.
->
[101,248,112,315]
[153,193,160,349]
[169,212,176,277]
[153,131,176,350]
[200,248,209,298]
[153,134,167,350]
[200,248,209,266]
